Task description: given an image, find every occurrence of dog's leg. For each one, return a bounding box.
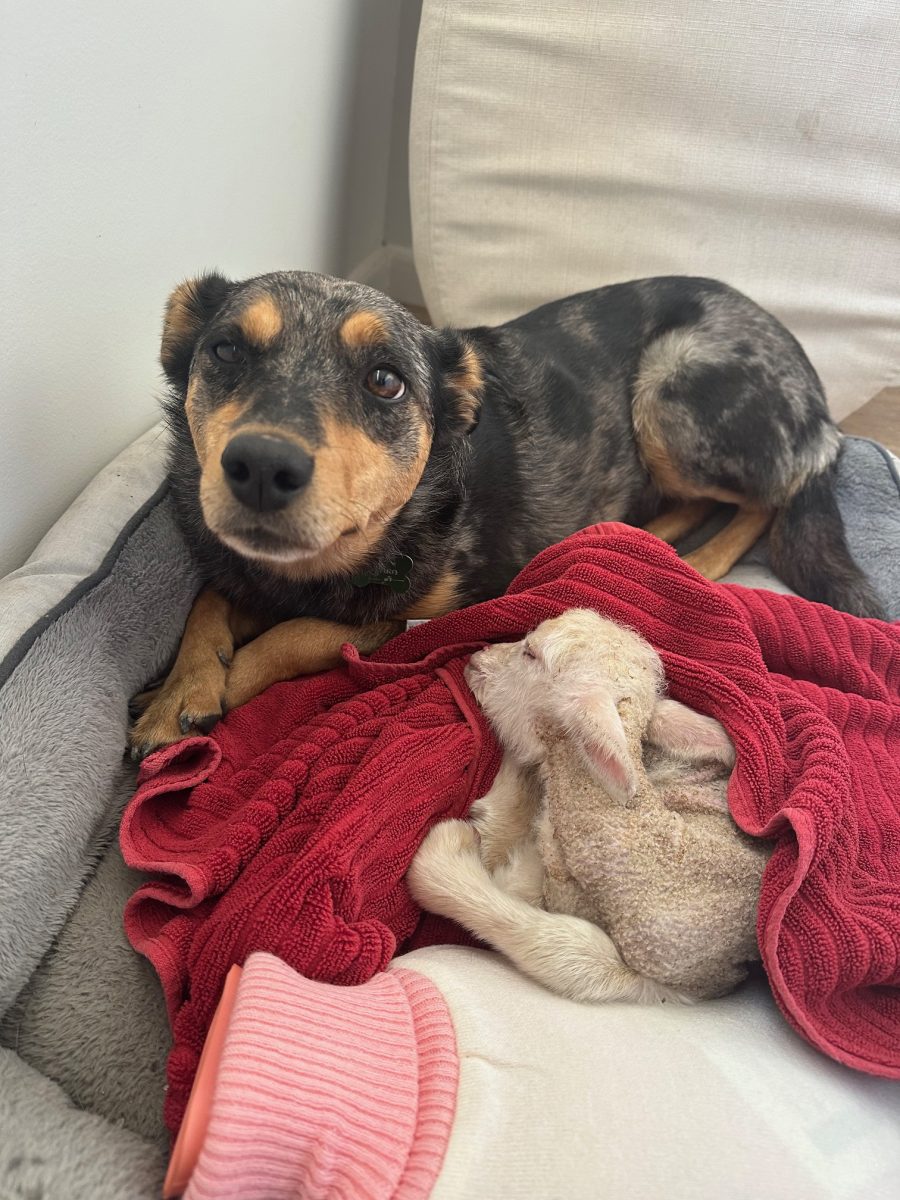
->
[222,616,404,711]
[408,820,689,1005]
[129,589,261,757]
[643,499,717,544]
[684,507,772,581]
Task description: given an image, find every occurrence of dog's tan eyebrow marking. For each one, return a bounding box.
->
[237,295,284,349]
[339,310,389,348]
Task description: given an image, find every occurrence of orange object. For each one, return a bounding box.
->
[163,964,243,1198]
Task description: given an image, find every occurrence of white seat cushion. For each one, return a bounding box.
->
[399,946,900,1199]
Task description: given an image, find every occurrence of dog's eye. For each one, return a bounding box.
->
[522,643,538,661]
[211,342,244,365]
[365,365,406,401]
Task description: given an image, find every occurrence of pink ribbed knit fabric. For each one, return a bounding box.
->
[183,954,458,1200]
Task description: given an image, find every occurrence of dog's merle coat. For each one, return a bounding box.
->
[163,271,882,625]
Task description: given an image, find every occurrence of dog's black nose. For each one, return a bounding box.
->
[221,434,314,512]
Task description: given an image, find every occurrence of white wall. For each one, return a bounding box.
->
[0,0,414,576]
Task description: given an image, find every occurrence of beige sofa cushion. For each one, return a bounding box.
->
[410,0,900,418]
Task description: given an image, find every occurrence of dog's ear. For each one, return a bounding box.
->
[435,330,485,434]
[161,273,234,391]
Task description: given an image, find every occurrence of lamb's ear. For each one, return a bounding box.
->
[646,698,735,769]
[435,330,485,434]
[161,272,234,391]
[569,692,638,806]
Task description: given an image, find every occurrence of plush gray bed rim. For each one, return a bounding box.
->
[0,481,171,691]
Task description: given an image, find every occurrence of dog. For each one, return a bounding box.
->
[129,271,884,756]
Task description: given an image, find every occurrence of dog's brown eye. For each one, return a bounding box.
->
[212,342,244,365]
[523,643,538,661]
[365,365,406,401]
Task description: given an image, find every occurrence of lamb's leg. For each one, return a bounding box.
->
[646,697,735,770]
[408,821,690,1005]
[468,757,540,871]
[491,838,545,904]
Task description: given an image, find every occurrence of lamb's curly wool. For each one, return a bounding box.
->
[532,614,771,997]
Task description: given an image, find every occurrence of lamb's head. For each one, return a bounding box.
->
[465,609,664,805]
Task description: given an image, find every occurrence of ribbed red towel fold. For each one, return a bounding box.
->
[121,523,900,1133]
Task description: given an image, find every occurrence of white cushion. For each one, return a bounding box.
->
[398,946,900,1199]
[410,1,900,419]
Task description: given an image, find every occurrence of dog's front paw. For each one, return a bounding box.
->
[128,660,228,760]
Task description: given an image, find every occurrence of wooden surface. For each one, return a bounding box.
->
[841,388,900,456]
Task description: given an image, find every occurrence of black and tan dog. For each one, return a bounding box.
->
[129,271,884,756]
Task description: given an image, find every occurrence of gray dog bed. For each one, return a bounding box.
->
[0,427,898,1200]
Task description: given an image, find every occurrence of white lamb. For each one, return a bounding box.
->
[407,608,771,1003]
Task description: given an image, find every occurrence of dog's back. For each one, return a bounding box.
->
[468,276,881,615]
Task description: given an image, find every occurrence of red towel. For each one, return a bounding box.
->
[121,523,900,1133]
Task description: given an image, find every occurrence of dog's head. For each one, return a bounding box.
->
[161,270,482,575]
